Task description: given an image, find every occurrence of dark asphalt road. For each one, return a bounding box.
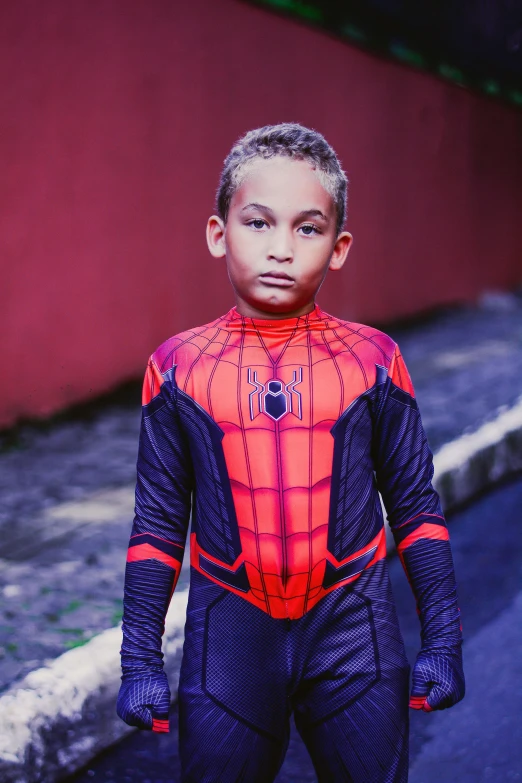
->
[68,476,522,783]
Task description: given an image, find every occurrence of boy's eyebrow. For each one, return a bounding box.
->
[297,208,329,223]
[240,202,330,223]
[240,202,270,214]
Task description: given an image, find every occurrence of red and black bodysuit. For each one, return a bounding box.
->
[118,305,464,783]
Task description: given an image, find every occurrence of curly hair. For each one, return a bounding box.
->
[215,122,348,236]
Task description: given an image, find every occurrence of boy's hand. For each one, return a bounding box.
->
[409,648,465,712]
[116,671,171,732]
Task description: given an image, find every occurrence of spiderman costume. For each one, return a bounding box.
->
[118,304,464,782]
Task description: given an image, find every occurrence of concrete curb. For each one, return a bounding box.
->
[1,399,521,783]
[433,397,522,509]
[0,592,188,783]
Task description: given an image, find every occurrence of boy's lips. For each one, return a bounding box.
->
[259,271,295,287]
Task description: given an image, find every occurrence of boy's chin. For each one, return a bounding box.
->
[244,288,314,315]
[246,296,313,317]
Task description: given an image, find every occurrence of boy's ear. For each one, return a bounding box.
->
[328,231,353,272]
[206,215,227,259]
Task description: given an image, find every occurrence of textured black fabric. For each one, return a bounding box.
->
[328,389,385,559]
[178,564,410,783]
[177,386,242,564]
[374,378,464,712]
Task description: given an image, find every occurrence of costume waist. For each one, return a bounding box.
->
[189,527,386,619]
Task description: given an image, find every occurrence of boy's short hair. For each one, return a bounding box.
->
[216,122,348,236]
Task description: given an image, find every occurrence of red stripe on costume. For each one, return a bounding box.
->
[409,696,428,710]
[397,523,449,554]
[142,358,165,405]
[152,718,170,733]
[389,346,415,397]
[127,543,180,569]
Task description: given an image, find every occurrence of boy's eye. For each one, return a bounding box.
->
[246,220,320,235]
[248,219,267,230]
[300,224,320,236]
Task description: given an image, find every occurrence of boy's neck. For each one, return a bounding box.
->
[234,298,317,321]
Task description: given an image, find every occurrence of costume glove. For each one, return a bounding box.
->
[117,670,171,733]
[409,647,465,711]
[117,556,178,732]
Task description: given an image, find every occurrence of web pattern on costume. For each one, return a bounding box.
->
[119,305,464,741]
[124,306,463,624]
[150,307,400,619]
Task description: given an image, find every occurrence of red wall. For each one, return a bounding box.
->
[2,0,522,427]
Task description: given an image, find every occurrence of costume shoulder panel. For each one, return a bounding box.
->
[142,315,229,404]
[320,311,397,390]
[150,314,229,375]
[330,317,414,396]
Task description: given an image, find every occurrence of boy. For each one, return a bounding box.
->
[117,123,465,782]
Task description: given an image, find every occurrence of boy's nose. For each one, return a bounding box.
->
[267,229,293,262]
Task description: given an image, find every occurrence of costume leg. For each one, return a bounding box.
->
[178,570,290,783]
[293,561,410,783]
[295,670,409,783]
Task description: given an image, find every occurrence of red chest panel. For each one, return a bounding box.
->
[154,306,397,618]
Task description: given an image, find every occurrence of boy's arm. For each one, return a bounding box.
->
[117,357,193,733]
[373,344,465,712]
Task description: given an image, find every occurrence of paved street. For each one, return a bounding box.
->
[66,476,522,783]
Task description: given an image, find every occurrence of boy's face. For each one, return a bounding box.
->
[207,156,352,319]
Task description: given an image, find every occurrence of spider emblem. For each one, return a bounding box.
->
[247,368,303,421]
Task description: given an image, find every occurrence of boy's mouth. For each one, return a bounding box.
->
[259,271,294,287]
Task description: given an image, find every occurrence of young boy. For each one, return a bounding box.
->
[117,123,465,782]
